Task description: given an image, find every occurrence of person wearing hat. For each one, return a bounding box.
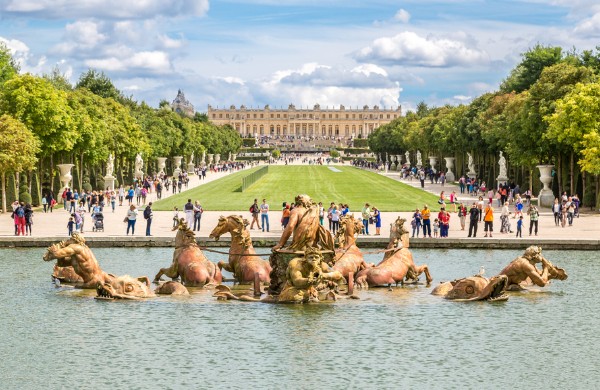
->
[144,202,153,236]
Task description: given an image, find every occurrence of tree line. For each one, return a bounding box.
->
[0,44,241,212]
[368,45,600,210]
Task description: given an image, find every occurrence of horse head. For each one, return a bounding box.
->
[174,218,197,247]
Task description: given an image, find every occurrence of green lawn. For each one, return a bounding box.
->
[152,165,438,212]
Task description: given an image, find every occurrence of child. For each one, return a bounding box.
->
[173,206,179,227]
[67,217,75,236]
[516,216,523,237]
[433,218,440,238]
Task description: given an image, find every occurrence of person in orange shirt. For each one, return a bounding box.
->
[483,201,494,237]
[421,204,432,238]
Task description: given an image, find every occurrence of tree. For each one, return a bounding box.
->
[0,114,40,212]
[76,69,122,100]
[43,66,72,91]
[0,42,19,85]
[500,44,563,93]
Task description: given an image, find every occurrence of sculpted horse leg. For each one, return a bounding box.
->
[153,263,179,282]
[415,264,433,285]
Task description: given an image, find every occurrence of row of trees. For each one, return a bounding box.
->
[368,45,600,209]
[0,44,241,212]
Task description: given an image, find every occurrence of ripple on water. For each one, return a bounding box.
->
[0,248,598,389]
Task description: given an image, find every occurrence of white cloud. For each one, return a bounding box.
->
[1,0,209,19]
[393,9,411,23]
[157,34,185,50]
[0,36,29,55]
[453,95,472,102]
[85,51,171,74]
[574,12,600,37]
[354,31,489,67]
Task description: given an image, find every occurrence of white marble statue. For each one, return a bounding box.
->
[416,150,422,167]
[467,152,476,174]
[405,151,410,165]
[189,152,194,165]
[106,154,114,177]
[135,153,143,173]
[498,151,507,178]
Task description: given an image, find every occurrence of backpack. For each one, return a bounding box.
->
[143,208,151,220]
[249,204,255,213]
[16,207,25,217]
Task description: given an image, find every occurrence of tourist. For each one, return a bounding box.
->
[433,218,440,238]
[500,201,512,234]
[467,202,479,237]
[110,191,116,212]
[193,200,203,231]
[439,208,450,237]
[78,202,86,233]
[458,202,467,230]
[172,207,179,227]
[143,202,153,236]
[249,199,261,230]
[372,206,381,235]
[528,205,539,236]
[41,196,48,213]
[361,203,371,235]
[438,191,446,207]
[183,199,194,227]
[141,187,148,205]
[45,193,55,213]
[281,204,291,229]
[61,188,68,210]
[135,186,141,205]
[419,169,425,188]
[67,217,75,236]
[318,202,325,226]
[477,196,485,222]
[552,198,561,226]
[516,216,524,237]
[260,198,270,232]
[449,190,457,212]
[24,204,33,236]
[127,186,134,206]
[513,195,524,219]
[156,181,162,200]
[126,204,138,235]
[566,197,575,226]
[73,211,82,232]
[411,208,422,238]
[421,204,432,238]
[118,185,124,206]
[330,205,340,235]
[483,201,494,237]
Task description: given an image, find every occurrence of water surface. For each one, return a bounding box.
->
[0,247,596,389]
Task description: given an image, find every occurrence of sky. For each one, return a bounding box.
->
[2,0,600,113]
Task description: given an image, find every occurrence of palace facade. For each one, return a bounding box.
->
[207,104,401,138]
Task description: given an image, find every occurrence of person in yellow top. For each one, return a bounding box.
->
[421,204,432,238]
[483,201,494,237]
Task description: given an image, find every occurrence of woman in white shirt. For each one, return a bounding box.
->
[126,205,137,235]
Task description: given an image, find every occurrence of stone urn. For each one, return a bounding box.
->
[444,157,456,182]
[215,154,221,164]
[208,154,214,165]
[173,156,183,177]
[157,157,167,175]
[429,156,437,173]
[57,164,74,191]
[537,165,555,208]
[232,153,237,162]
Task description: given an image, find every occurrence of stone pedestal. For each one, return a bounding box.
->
[173,156,183,177]
[429,157,437,173]
[537,165,555,208]
[104,175,116,191]
[444,157,456,182]
[57,164,74,192]
[157,157,167,175]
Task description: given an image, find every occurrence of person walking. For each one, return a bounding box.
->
[458,202,467,231]
[411,208,422,238]
[126,204,138,235]
[552,198,561,226]
[260,198,270,232]
[330,205,340,235]
[483,202,494,237]
[516,216,524,237]
[467,202,479,237]
[24,204,33,235]
[249,199,261,230]
[143,202,153,236]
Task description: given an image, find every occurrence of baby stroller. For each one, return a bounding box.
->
[92,212,104,232]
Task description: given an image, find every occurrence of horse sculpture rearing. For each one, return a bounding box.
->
[332,214,369,281]
[209,215,271,284]
[355,216,433,288]
[154,218,222,287]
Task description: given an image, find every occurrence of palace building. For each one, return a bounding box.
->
[171,90,195,117]
[207,103,401,138]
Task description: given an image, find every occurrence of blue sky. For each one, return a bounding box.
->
[1,0,600,113]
